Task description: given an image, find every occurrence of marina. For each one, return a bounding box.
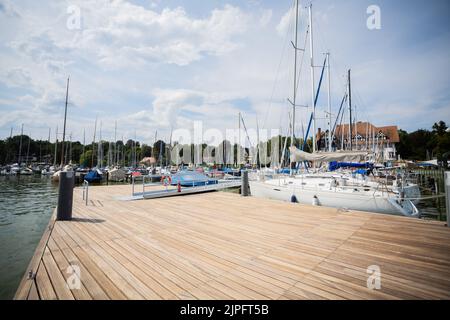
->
[14,183,450,300]
[1,0,449,307]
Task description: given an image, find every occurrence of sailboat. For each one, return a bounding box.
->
[52,77,71,182]
[248,2,419,217]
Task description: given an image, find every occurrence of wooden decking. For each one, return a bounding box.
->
[15,184,450,300]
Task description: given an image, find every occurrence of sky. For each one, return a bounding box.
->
[0,0,449,144]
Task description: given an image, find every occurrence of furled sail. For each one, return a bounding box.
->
[289,146,369,163]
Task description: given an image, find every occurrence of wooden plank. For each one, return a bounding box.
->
[28,281,40,300]
[35,262,57,300]
[47,236,92,300]
[41,247,75,300]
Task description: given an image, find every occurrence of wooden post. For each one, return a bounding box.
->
[57,171,74,221]
[445,171,450,227]
[241,170,249,196]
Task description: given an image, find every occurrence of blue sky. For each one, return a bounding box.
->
[0,0,449,144]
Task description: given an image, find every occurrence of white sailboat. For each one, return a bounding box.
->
[248,2,420,217]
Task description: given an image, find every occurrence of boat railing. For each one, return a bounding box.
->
[82,180,89,206]
[131,175,143,196]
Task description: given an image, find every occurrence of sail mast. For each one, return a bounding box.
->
[18,123,23,164]
[91,117,97,168]
[308,4,316,152]
[54,126,58,167]
[291,0,299,150]
[348,69,352,150]
[60,76,69,167]
[238,112,241,166]
[326,52,332,151]
[82,128,85,159]
[114,120,117,166]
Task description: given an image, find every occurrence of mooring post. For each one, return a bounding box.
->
[445,171,450,227]
[57,171,74,221]
[241,170,249,196]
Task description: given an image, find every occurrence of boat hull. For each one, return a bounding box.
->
[249,180,417,216]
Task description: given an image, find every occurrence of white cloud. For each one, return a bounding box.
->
[276,5,294,36]
[54,2,251,68]
[0,0,448,143]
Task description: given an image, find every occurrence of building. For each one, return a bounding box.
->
[334,122,400,162]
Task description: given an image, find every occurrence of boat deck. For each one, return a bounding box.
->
[15,184,450,300]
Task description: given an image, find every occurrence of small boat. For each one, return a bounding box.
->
[19,168,33,175]
[84,169,103,183]
[41,167,55,176]
[108,167,126,182]
[170,171,218,187]
[10,163,20,175]
[32,166,42,174]
[51,165,72,182]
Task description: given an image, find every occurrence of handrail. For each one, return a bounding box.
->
[82,179,89,206]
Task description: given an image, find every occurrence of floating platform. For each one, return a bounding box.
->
[15,184,450,300]
[136,179,241,200]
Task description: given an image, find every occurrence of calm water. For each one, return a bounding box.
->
[0,175,58,299]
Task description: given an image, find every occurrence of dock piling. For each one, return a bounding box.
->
[241,170,249,196]
[445,172,450,227]
[57,171,74,221]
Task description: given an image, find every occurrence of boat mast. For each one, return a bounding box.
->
[47,127,51,164]
[168,127,173,167]
[290,0,299,151]
[60,76,69,168]
[18,123,23,164]
[82,128,85,160]
[326,52,331,152]
[98,122,103,168]
[54,126,58,167]
[69,133,72,163]
[308,4,316,152]
[91,117,97,168]
[26,133,30,166]
[347,69,352,150]
[114,120,117,166]
[238,112,241,167]
[256,115,260,168]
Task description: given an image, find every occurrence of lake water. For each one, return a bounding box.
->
[0,175,58,299]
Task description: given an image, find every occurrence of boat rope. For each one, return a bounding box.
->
[399,194,446,201]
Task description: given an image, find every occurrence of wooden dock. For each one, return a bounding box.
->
[15,184,450,300]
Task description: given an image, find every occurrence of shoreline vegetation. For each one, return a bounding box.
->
[0,120,449,167]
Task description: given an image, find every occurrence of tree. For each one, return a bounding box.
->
[153,140,166,164]
[79,150,96,167]
[141,144,152,157]
[432,121,447,136]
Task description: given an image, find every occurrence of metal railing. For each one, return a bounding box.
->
[82,179,89,206]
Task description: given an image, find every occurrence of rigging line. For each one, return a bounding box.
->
[295,25,310,103]
[262,0,296,129]
[353,86,373,124]
[291,23,310,141]
[240,114,254,149]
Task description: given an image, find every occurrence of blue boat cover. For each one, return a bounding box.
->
[170,171,218,187]
[329,161,372,171]
[84,170,102,182]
